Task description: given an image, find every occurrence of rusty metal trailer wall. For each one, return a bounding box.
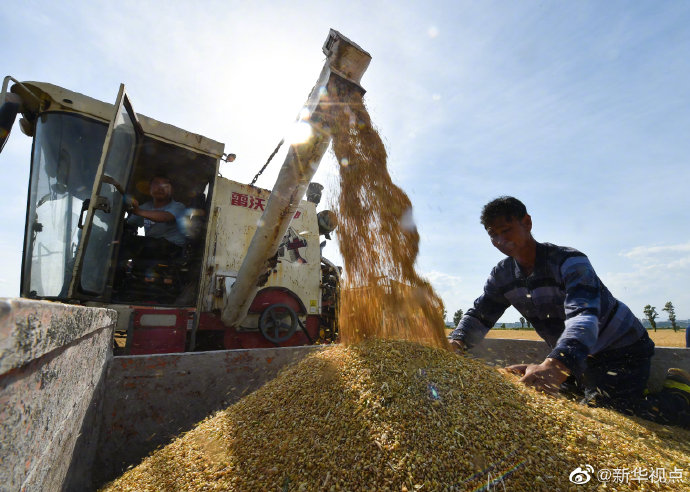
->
[0,298,322,491]
[0,299,116,492]
[90,345,322,488]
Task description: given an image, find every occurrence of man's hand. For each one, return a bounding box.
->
[505,358,570,395]
[449,339,467,354]
[101,175,126,195]
[127,197,139,213]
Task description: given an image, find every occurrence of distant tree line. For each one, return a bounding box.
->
[453,309,463,326]
[447,301,687,331]
[643,301,687,331]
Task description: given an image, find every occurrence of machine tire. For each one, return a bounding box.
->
[259,303,298,344]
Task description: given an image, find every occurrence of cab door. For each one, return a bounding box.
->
[68,84,142,298]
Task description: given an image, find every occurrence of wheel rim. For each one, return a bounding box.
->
[259,303,298,343]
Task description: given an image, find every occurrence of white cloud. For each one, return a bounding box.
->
[604,242,690,319]
[621,242,690,260]
[423,270,467,317]
[425,270,464,289]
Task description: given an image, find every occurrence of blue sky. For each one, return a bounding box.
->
[2,1,689,322]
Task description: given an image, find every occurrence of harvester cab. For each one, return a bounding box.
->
[0,79,221,333]
[0,29,370,355]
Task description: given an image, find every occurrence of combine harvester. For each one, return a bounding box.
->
[0,29,687,491]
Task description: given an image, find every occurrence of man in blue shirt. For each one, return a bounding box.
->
[126,175,187,258]
[450,196,689,428]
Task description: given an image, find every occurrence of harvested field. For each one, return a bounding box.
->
[445,329,689,348]
[103,339,690,491]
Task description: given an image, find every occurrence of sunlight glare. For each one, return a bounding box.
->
[286,120,313,145]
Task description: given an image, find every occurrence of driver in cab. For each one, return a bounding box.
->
[126,175,186,258]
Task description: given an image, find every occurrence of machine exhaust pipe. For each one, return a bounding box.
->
[221,29,371,328]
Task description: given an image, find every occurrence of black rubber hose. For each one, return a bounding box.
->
[0,99,20,153]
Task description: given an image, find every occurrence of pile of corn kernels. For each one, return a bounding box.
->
[103,339,690,491]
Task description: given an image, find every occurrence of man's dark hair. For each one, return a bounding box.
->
[480,196,528,228]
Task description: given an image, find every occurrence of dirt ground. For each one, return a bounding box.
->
[446,328,688,348]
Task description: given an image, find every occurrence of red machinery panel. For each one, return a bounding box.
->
[129,308,193,355]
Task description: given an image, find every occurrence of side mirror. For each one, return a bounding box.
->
[0,93,22,154]
[317,209,338,239]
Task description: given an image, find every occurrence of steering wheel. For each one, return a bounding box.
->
[259,303,298,343]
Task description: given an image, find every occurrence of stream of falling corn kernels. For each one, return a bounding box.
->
[325,78,448,350]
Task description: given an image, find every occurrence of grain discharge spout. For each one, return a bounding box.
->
[221,29,371,328]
